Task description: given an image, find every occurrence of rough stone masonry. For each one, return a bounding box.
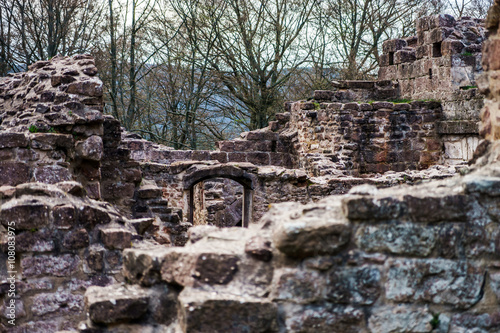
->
[0,11,500,333]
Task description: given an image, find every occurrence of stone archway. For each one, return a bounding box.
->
[182,164,256,227]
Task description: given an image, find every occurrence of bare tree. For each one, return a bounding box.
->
[171,0,318,131]
[0,0,104,71]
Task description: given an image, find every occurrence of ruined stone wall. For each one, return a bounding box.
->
[0,55,106,198]
[0,182,140,332]
[378,15,486,164]
[287,99,444,174]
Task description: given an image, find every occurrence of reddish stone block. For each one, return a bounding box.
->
[67,80,103,97]
[228,152,247,162]
[210,152,228,163]
[394,50,416,64]
[101,228,132,250]
[0,162,29,186]
[63,228,89,249]
[53,204,76,229]
[441,40,464,56]
[246,152,270,165]
[0,133,28,148]
[382,39,407,53]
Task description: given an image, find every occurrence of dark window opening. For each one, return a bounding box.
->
[432,42,442,57]
[389,52,394,65]
[429,68,432,79]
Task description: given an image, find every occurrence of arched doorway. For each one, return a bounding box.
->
[182,165,256,227]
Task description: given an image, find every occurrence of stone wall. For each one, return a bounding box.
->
[79,165,500,332]
[76,9,500,333]
[0,182,140,332]
[287,99,444,174]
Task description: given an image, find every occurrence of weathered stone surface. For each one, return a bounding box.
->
[0,162,30,186]
[272,200,351,258]
[385,259,484,308]
[33,165,72,184]
[75,136,103,161]
[326,266,381,305]
[272,268,326,303]
[355,224,436,256]
[0,132,28,148]
[449,312,500,331]
[21,254,80,277]
[15,230,55,252]
[404,194,471,222]
[281,303,365,333]
[53,204,76,229]
[178,288,279,333]
[342,195,406,220]
[368,306,434,333]
[79,205,111,227]
[85,284,149,324]
[31,288,84,316]
[244,236,273,262]
[100,228,132,250]
[0,199,50,230]
[161,250,239,286]
[136,184,162,199]
[123,246,171,286]
[63,228,89,249]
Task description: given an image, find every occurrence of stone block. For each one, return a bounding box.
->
[21,254,80,277]
[449,312,500,332]
[342,195,406,221]
[385,259,484,308]
[437,121,479,134]
[210,152,227,163]
[272,268,326,303]
[483,38,500,71]
[33,165,72,184]
[136,184,162,199]
[272,202,351,258]
[178,288,278,333]
[368,306,434,333]
[0,199,50,230]
[441,39,464,56]
[356,224,436,256]
[123,246,171,286]
[327,266,381,305]
[31,289,84,316]
[429,14,456,29]
[75,135,103,161]
[0,161,30,186]
[30,133,74,150]
[14,230,54,252]
[246,152,270,165]
[85,284,150,324]
[0,133,28,148]
[382,39,407,53]
[281,303,365,333]
[427,27,454,44]
[53,204,76,229]
[161,250,239,286]
[100,228,132,250]
[63,228,89,249]
[79,205,111,227]
[313,90,335,100]
[394,50,416,64]
[67,80,103,97]
[403,193,470,222]
[463,175,500,196]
